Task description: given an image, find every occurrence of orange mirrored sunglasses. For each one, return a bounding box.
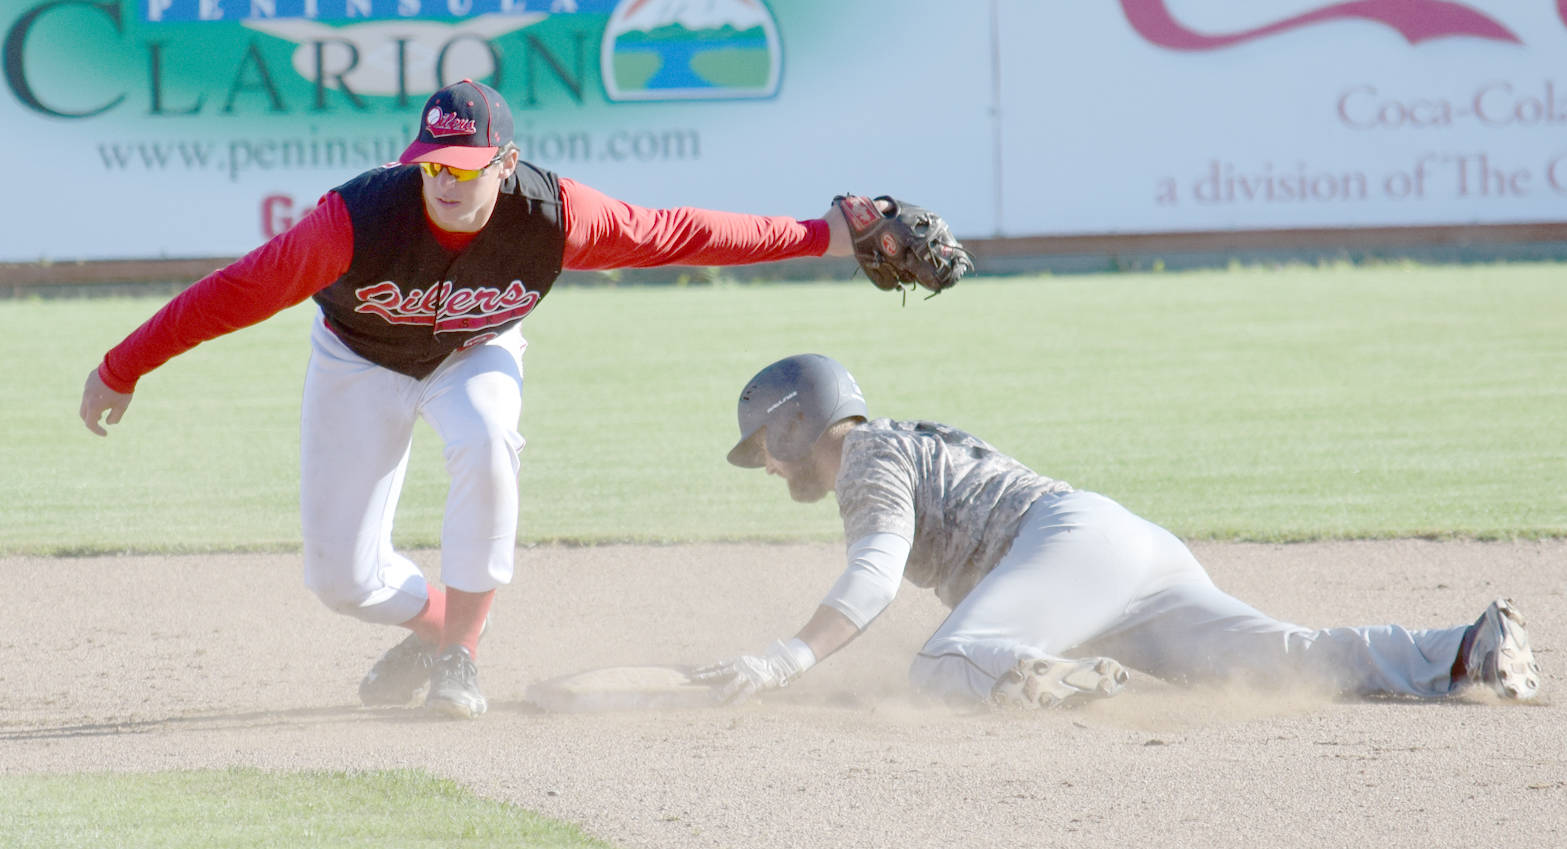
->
[417,155,502,182]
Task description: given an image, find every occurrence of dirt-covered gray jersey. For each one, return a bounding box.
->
[835,418,1074,607]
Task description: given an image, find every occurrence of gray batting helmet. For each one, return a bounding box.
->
[727,354,868,468]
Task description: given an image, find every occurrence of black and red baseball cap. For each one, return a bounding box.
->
[398,79,514,170]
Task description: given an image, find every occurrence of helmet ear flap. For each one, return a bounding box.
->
[764,408,812,463]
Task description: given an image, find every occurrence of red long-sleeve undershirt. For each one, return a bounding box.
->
[98,177,830,393]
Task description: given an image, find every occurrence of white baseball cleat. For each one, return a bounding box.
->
[1464,598,1540,701]
[990,655,1128,709]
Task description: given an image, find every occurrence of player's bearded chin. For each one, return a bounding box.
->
[786,466,831,503]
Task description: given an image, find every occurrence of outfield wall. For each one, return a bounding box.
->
[5,0,1567,264]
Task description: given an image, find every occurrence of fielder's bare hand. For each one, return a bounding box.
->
[821,202,853,257]
[80,367,132,436]
[819,197,893,259]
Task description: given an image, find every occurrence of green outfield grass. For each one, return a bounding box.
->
[0,768,613,849]
[2,262,1563,555]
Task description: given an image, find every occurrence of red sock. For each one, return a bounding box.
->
[401,584,447,645]
[442,588,494,659]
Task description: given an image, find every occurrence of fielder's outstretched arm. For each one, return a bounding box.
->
[556,177,839,270]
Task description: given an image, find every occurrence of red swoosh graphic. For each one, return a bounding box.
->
[1121,0,1520,50]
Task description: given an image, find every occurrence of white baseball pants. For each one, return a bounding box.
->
[299,311,526,625]
[908,490,1468,702]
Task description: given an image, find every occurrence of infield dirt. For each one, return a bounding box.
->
[4,540,1563,848]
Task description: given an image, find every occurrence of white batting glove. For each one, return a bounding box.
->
[692,638,816,705]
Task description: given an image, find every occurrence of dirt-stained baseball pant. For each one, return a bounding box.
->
[299,310,525,625]
[909,490,1469,702]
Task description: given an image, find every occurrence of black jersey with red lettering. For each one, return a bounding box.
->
[316,162,565,378]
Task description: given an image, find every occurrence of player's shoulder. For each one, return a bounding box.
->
[502,160,563,205]
[859,418,983,443]
[332,162,418,196]
[847,417,913,445]
[841,418,907,460]
[843,418,961,465]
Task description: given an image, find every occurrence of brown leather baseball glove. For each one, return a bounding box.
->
[833,194,974,296]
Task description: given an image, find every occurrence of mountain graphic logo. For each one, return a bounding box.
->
[601,0,782,101]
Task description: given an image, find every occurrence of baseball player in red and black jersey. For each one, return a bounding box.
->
[77,79,892,719]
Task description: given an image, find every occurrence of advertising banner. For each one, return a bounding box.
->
[3,0,1564,262]
[1003,1,1567,236]
[1,0,991,261]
